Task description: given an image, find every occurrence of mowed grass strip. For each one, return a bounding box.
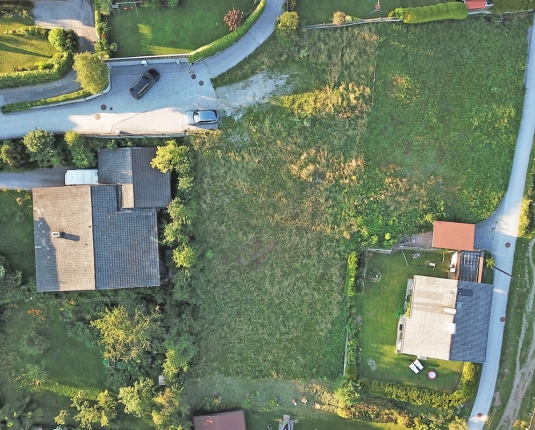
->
[357,252,463,392]
[0,190,35,278]
[0,16,56,74]
[109,0,254,57]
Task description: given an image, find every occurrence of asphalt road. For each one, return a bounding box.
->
[0,62,218,138]
[0,166,71,189]
[468,21,535,430]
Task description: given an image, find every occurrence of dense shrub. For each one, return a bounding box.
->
[48,28,78,52]
[333,11,346,25]
[0,139,29,168]
[188,0,266,63]
[224,8,244,31]
[277,11,299,33]
[345,251,358,297]
[389,3,468,23]
[95,0,112,15]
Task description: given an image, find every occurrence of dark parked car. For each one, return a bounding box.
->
[185,110,219,125]
[129,69,160,99]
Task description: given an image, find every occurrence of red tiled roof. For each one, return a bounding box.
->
[432,221,475,251]
[193,411,247,430]
[465,0,488,9]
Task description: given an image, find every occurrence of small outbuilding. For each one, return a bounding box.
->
[193,410,247,430]
[432,221,475,251]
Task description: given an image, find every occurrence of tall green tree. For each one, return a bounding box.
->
[22,129,64,167]
[71,390,116,429]
[73,52,109,94]
[64,131,96,168]
[90,306,157,363]
[151,141,192,174]
[0,139,29,168]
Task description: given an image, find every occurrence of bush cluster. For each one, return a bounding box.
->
[360,362,480,408]
[389,3,468,24]
[94,11,112,58]
[345,251,358,297]
[188,0,266,63]
[0,27,77,89]
[4,25,48,37]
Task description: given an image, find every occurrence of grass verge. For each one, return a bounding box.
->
[0,89,91,114]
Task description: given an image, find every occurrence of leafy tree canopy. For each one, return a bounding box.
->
[90,306,158,363]
[73,52,109,94]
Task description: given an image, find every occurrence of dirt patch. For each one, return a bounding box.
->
[215,71,290,119]
[496,236,535,429]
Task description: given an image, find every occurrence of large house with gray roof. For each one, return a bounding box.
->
[397,275,493,363]
[33,147,170,292]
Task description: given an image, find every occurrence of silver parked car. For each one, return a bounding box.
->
[185,110,219,125]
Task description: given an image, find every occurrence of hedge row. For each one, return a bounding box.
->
[360,362,480,408]
[0,89,91,114]
[188,0,266,63]
[0,0,32,10]
[390,3,467,24]
[345,251,358,297]
[0,52,73,89]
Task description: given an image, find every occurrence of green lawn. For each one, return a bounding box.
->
[246,410,407,430]
[0,15,57,74]
[109,0,255,56]
[1,301,108,427]
[0,190,35,278]
[296,0,450,24]
[357,252,464,392]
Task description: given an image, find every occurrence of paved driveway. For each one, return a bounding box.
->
[33,0,97,52]
[468,21,535,430]
[0,62,217,138]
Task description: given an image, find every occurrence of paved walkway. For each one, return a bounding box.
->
[468,20,535,430]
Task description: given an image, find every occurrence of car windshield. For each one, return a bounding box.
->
[194,111,216,123]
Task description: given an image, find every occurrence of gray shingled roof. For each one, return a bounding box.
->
[449,281,493,363]
[98,148,133,185]
[131,147,171,208]
[98,147,170,208]
[91,186,160,289]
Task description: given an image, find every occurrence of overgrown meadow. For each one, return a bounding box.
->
[191,15,528,383]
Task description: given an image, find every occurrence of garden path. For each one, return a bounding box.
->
[468,20,535,430]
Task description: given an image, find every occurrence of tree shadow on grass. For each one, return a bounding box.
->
[0,41,51,57]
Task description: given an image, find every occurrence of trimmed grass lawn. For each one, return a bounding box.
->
[109,0,255,56]
[296,0,449,24]
[357,251,464,392]
[0,190,35,278]
[0,16,56,74]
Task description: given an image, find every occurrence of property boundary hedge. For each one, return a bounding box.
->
[345,251,358,297]
[0,52,73,89]
[390,3,468,24]
[360,362,480,408]
[0,89,91,114]
[188,0,266,63]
